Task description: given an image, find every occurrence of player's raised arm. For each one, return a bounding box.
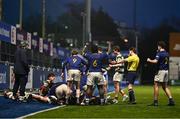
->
[106,41,112,54]
[81,42,89,55]
[61,58,68,77]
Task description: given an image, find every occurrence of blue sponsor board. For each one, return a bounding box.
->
[0,64,8,90]
[0,21,11,43]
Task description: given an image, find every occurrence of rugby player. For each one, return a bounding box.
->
[39,73,56,96]
[30,82,68,105]
[4,73,57,102]
[109,46,128,103]
[97,47,109,102]
[147,41,175,106]
[84,44,109,105]
[62,49,87,104]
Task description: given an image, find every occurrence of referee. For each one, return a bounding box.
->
[123,47,139,104]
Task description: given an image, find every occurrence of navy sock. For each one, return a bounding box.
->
[169,98,174,103]
[154,100,158,104]
[129,89,135,102]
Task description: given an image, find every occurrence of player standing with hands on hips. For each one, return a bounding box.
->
[147,41,175,106]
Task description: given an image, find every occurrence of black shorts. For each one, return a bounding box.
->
[126,71,137,84]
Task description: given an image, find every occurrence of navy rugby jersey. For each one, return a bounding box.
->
[47,82,67,97]
[62,55,87,71]
[85,53,108,72]
[155,51,169,70]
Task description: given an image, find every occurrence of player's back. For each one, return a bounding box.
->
[86,53,108,72]
[67,55,86,70]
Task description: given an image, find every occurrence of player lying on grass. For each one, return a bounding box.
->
[25,73,70,105]
[30,82,68,105]
[3,73,65,103]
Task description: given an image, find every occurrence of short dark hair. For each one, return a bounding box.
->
[113,46,120,52]
[47,73,55,78]
[71,49,78,55]
[98,47,102,52]
[129,47,136,53]
[91,44,98,53]
[158,41,166,49]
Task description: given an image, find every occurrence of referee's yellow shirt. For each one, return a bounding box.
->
[126,54,139,71]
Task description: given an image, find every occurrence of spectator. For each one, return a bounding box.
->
[12,40,29,101]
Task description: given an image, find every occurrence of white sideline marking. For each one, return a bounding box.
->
[17,105,66,119]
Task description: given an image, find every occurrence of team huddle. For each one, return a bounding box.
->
[4,41,175,106]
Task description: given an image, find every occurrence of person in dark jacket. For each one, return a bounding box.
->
[13,40,29,101]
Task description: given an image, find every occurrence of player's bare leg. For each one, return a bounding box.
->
[104,80,108,102]
[75,81,81,104]
[113,81,119,103]
[85,85,93,105]
[119,88,128,102]
[66,81,73,104]
[153,81,159,106]
[161,82,175,106]
[30,94,50,103]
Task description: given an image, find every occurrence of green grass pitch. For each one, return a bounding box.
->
[27,86,180,118]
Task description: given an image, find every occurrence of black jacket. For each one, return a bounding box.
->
[14,47,29,75]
